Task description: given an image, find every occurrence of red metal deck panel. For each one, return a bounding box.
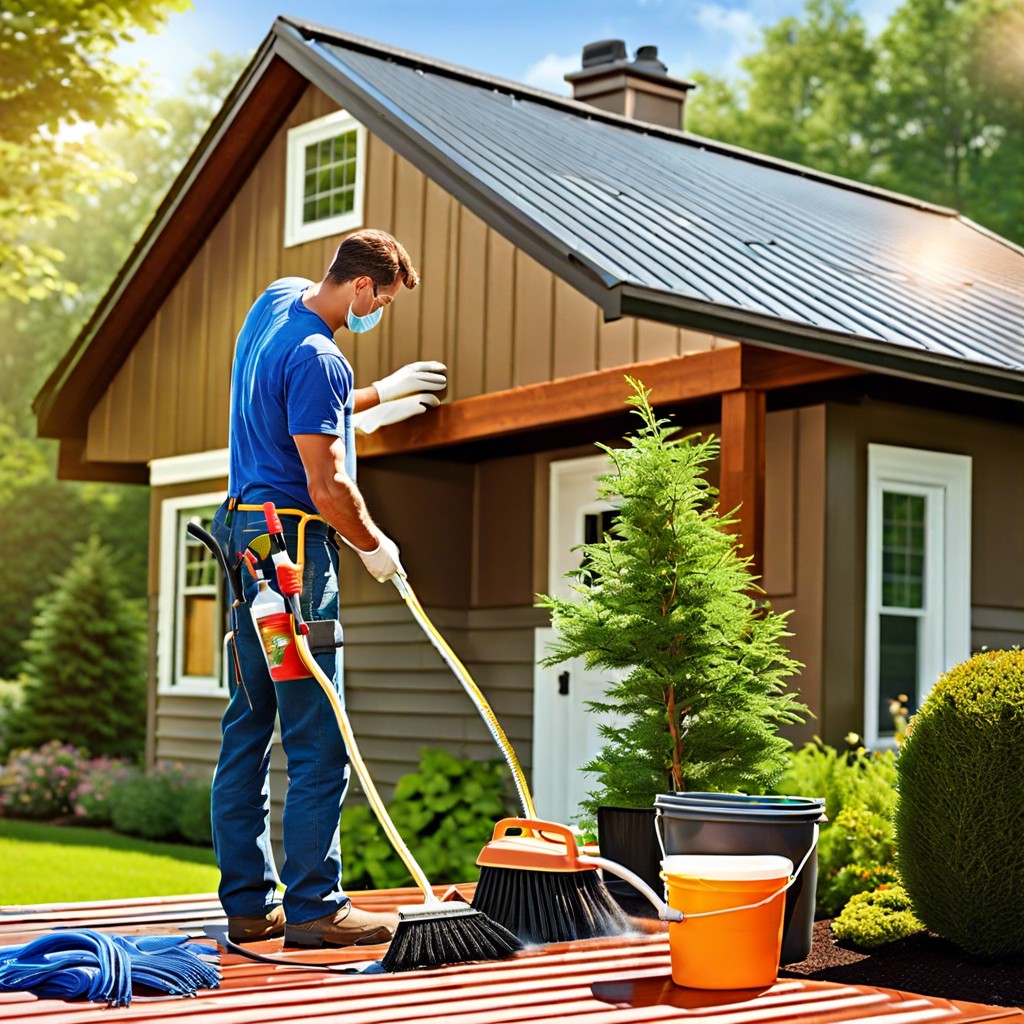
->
[2,891,1022,1024]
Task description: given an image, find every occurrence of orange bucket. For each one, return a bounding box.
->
[662,854,793,989]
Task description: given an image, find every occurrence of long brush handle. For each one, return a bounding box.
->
[391,575,537,820]
[292,623,438,904]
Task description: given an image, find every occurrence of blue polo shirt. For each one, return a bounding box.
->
[227,277,355,511]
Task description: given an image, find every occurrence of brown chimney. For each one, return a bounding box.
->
[564,40,695,130]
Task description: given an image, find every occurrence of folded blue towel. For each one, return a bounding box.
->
[0,930,220,1007]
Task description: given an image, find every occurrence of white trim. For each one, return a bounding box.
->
[150,449,229,487]
[157,490,229,698]
[284,110,366,248]
[864,445,971,747]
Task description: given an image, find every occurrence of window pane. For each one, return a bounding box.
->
[882,491,925,608]
[298,129,359,226]
[184,595,217,676]
[878,614,918,734]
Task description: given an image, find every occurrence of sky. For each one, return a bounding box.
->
[119,0,903,96]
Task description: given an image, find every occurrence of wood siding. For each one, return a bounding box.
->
[85,83,723,464]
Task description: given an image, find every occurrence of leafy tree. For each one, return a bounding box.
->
[687,0,1024,244]
[0,0,189,303]
[4,536,147,759]
[688,0,876,181]
[870,0,1024,240]
[538,380,807,822]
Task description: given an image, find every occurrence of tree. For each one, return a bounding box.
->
[4,536,147,759]
[538,380,807,823]
[686,0,1024,244]
[687,0,876,182]
[0,0,189,303]
[869,0,1024,240]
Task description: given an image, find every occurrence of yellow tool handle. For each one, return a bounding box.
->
[291,622,438,903]
[391,575,537,821]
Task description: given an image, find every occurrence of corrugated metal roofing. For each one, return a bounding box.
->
[274,18,1024,400]
[3,891,1023,1024]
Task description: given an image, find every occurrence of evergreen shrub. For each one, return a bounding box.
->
[340,748,513,889]
[896,649,1024,956]
[176,778,213,845]
[538,379,806,824]
[831,884,924,949]
[3,537,146,759]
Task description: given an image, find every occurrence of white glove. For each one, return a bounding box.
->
[352,392,440,434]
[339,530,405,582]
[372,360,447,403]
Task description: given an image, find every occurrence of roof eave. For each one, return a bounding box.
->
[617,284,1024,403]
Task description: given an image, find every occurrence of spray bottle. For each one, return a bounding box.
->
[247,525,309,681]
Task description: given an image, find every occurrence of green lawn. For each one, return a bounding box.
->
[0,819,220,905]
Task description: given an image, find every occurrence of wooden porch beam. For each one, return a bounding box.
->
[718,388,766,576]
[357,346,744,458]
[357,344,860,459]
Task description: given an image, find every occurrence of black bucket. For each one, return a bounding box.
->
[654,792,825,964]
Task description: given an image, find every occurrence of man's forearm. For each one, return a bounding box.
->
[309,473,379,551]
[352,386,381,414]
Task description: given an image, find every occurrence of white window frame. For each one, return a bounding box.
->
[157,489,229,698]
[284,110,366,248]
[864,444,971,748]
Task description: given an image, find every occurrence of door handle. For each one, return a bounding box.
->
[558,671,570,696]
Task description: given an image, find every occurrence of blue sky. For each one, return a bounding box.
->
[120,0,902,95]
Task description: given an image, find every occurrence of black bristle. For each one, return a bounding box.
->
[379,907,521,973]
[471,867,629,944]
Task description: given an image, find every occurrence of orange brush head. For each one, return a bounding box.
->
[476,818,598,873]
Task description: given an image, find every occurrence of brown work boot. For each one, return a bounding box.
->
[227,904,285,943]
[284,902,398,948]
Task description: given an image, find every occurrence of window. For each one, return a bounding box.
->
[284,110,366,247]
[157,492,229,696]
[864,445,971,747]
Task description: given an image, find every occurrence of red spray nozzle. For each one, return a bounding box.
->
[263,502,283,536]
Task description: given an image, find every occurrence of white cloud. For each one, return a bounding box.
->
[693,3,760,74]
[522,52,578,95]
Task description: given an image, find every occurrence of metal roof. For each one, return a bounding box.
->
[274,18,1024,401]
[3,891,1023,1024]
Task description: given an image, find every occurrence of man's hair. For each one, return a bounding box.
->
[326,229,420,290]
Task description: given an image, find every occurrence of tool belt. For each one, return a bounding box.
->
[226,499,342,657]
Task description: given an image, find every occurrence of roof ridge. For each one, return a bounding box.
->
[277,15,959,219]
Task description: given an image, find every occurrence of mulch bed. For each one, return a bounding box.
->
[780,920,1024,1009]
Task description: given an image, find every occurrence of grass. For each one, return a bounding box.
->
[0,819,220,905]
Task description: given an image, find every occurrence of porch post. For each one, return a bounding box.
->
[719,388,766,575]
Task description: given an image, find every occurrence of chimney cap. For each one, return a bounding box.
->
[633,45,667,74]
[581,39,628,68]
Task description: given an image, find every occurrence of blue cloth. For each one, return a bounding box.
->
[0,931,220,1007]
[227,277,356,511]
[211,506,350,925]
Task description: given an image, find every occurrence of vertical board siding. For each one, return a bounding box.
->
[84,81,716,464]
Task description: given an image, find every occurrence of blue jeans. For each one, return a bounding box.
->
[210,501,350,925]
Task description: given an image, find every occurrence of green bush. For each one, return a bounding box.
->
[775,741,899,918]
[895,649,1024,957]
[340,748,514,890]
[776,739,897,823]
[3,537,146,760]
[109,764,187,841]
[72,757,138,825]
[0,741,81,819]
[176,778,213,845]
[831,884,924,949]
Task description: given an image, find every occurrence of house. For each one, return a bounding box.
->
[34,17,1024,825]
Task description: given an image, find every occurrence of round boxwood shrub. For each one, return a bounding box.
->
[831,884,924,949]
[895,649,1024,957]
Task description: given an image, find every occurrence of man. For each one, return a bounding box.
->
[211,229,446,948]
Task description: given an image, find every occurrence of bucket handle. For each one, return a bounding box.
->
[656,822,819,921]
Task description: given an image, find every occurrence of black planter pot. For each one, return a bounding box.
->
[596,806,664,916]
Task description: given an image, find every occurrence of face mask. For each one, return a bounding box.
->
[346,302,384,334]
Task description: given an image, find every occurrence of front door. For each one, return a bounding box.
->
[532,455,625,825]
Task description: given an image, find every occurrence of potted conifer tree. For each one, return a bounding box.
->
[538,378,809,907]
